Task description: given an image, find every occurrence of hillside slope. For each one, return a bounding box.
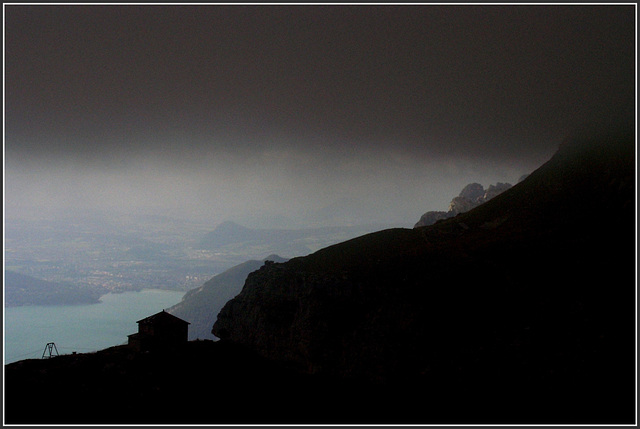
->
[167,255,287,340]
[213,130,635,422]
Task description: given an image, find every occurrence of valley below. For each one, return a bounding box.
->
[4,213,391,305]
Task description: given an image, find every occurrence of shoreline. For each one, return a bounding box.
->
[4,289,186,364]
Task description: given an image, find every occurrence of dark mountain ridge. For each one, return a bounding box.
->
[212,129,635,422]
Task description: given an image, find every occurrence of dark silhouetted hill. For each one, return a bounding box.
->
[4,341,329,424]
[213,129,635,423]
[167,254,288,340]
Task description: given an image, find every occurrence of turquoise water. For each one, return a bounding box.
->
[4,289,185,364]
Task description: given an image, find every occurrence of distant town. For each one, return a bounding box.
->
[4,211,388,303]
[4,213,237,298]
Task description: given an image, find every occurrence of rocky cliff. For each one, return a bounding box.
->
[414,182,513,227]
[167,255,287,340]
[213,130,635,422]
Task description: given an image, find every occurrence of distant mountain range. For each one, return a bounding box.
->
[167,254,288,340]
[4,271,105,306]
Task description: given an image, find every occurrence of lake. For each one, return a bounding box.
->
[4,289,185,364]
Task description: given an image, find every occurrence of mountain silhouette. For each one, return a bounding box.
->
[213,128,635,422]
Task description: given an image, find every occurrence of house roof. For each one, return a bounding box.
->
[136,310,190,325]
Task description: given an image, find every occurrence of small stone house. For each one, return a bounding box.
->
[128,310,190,352]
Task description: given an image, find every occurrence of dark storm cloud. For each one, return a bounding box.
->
[6,5,635,160]
[4,4,635,225]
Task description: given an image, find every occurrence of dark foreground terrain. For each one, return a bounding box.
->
[4,339,633,425]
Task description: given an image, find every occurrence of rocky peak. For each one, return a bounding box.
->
[483,182,512,201]
[448,196,479,215]
[415,181,513,228]
[458,183,485,202]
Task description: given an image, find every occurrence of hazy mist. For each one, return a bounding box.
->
[4,138,543,226]
[4,5,634,228]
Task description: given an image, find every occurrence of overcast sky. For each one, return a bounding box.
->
[4,4,635,227]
